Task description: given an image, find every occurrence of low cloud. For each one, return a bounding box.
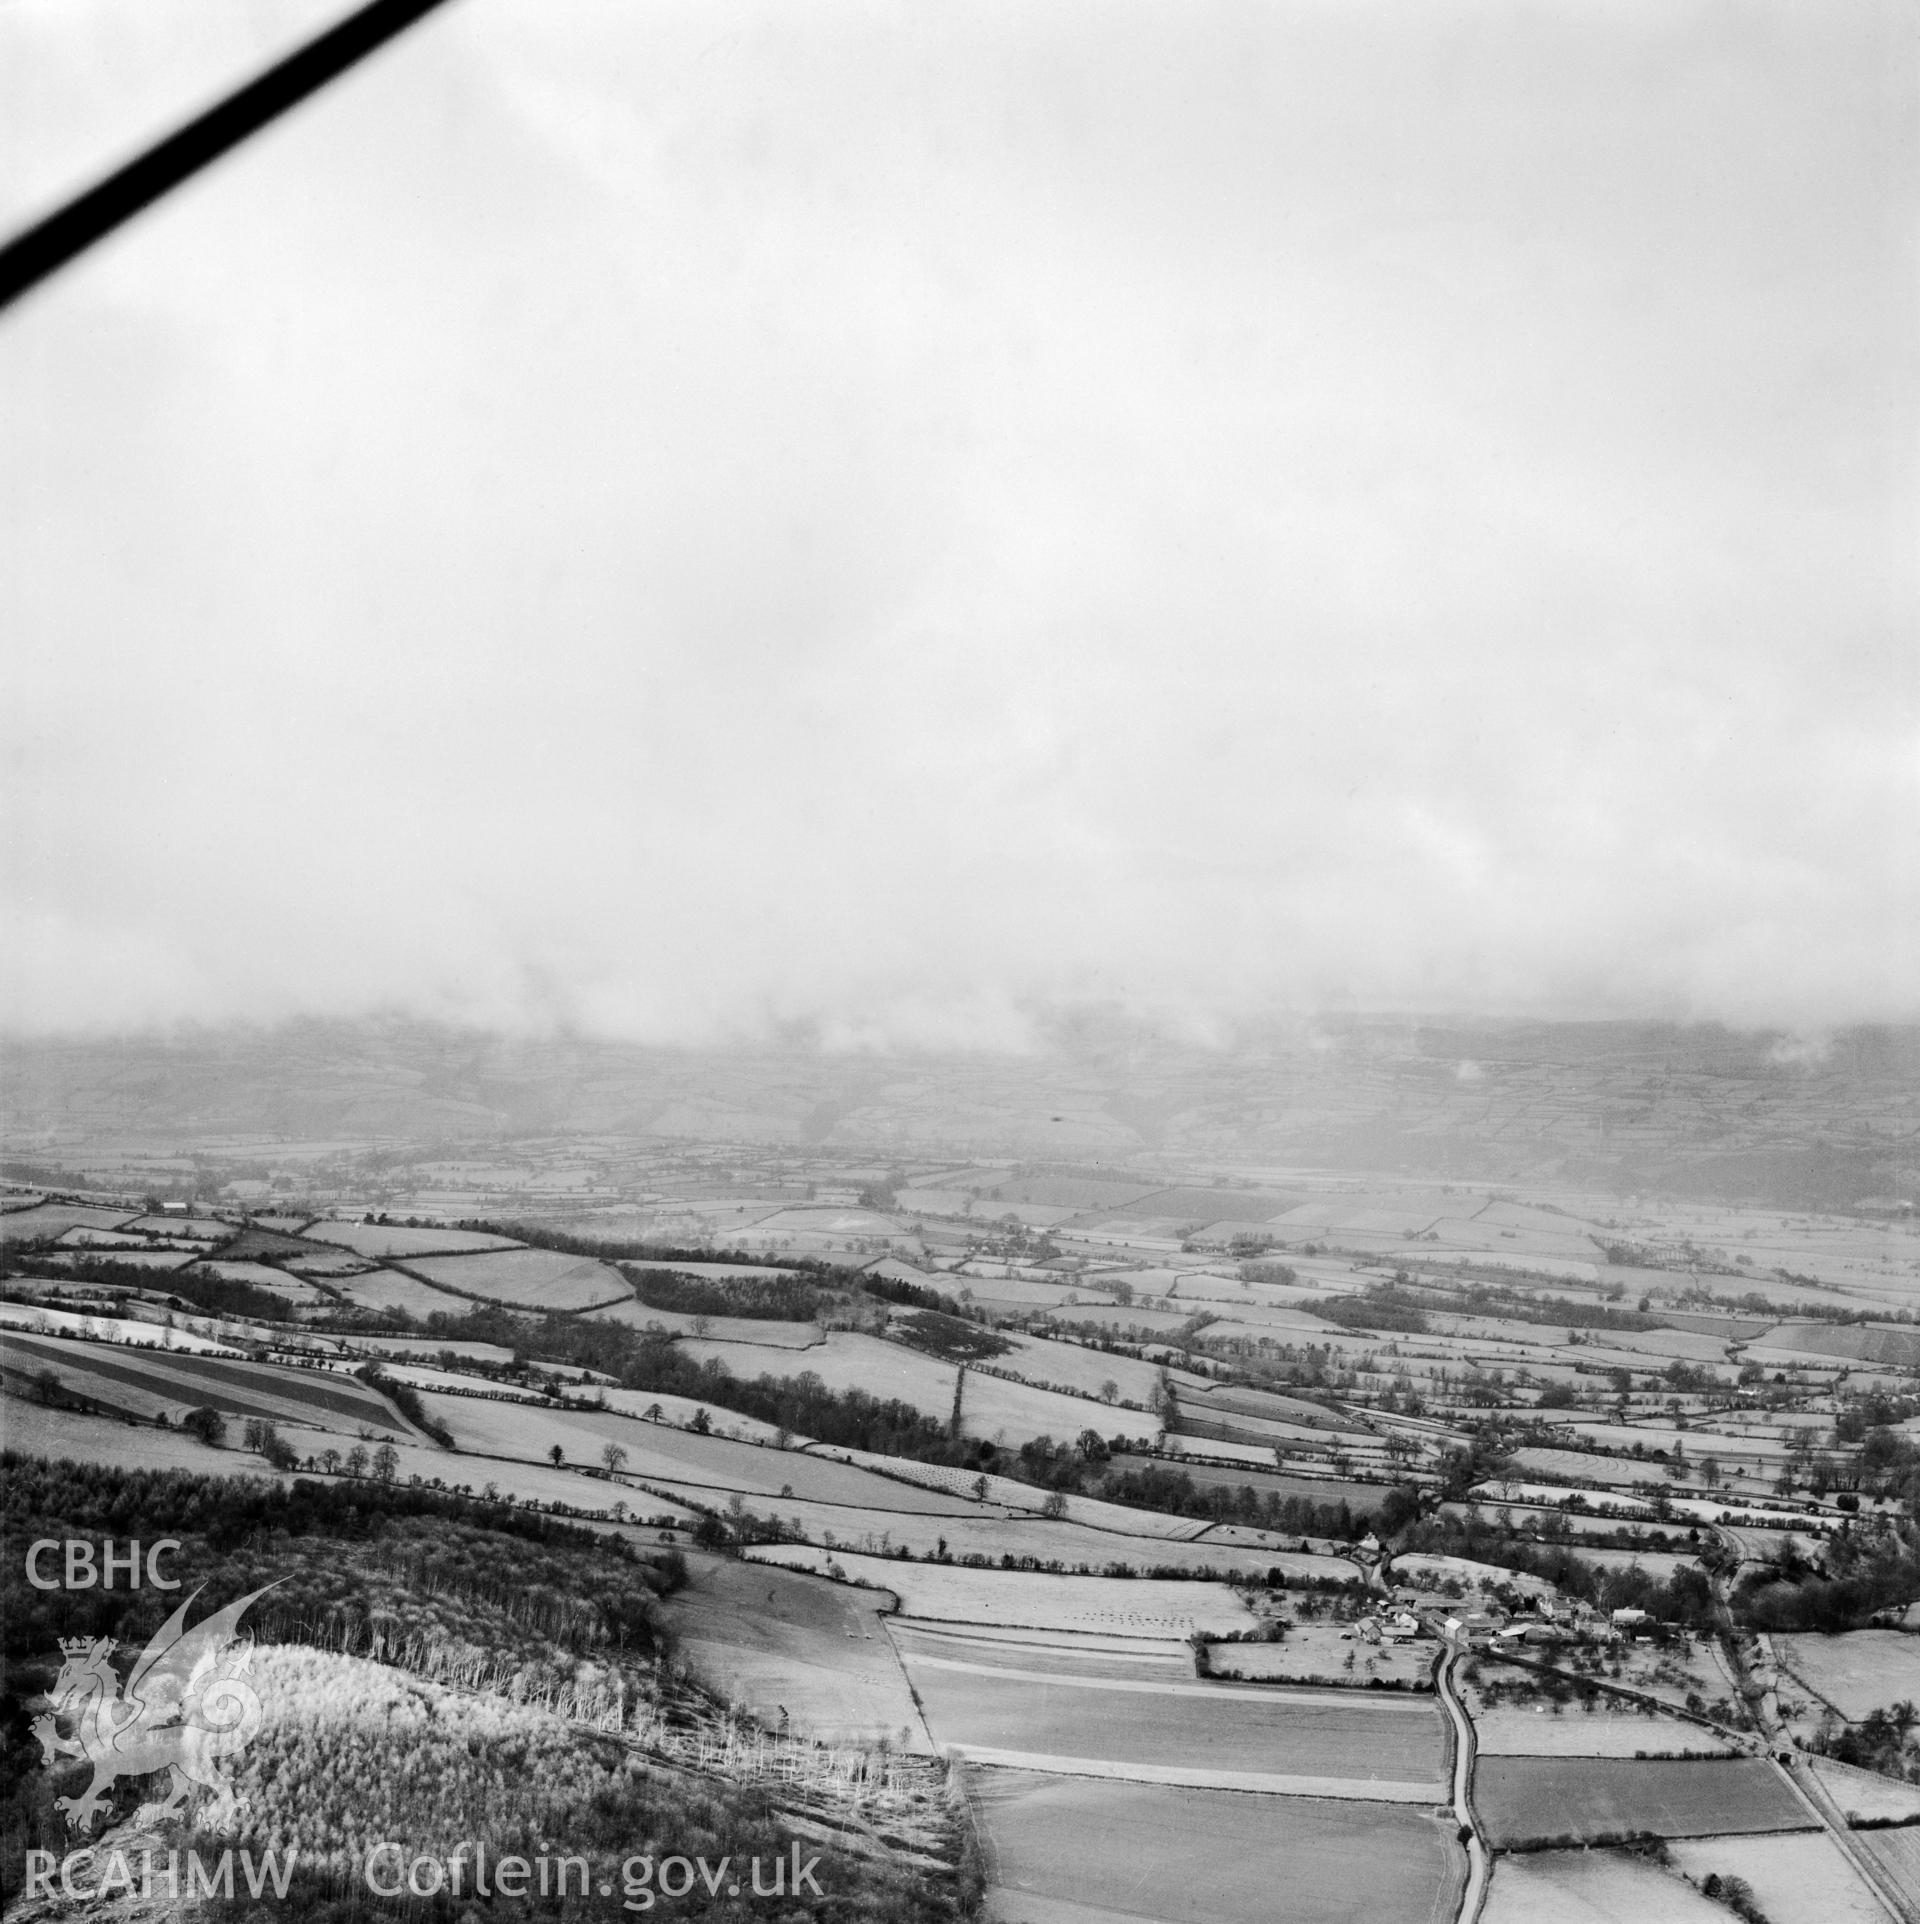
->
[0,1,1913,1044]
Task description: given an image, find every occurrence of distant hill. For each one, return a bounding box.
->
[1,1014,1915,1211]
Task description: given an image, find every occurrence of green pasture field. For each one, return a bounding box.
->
[963,1770,1456,1924]
[1474,1756,1809,1848]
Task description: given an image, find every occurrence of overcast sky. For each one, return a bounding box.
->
[1,0,1914,1049]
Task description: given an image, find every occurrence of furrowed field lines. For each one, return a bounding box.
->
[895,1624,1446,1793]
[961,1772,1457,1924]
[0,1331,416,1436]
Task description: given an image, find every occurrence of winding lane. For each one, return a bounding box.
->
[1435,1643,1489,1924]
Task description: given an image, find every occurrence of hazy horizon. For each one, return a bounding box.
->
[3,0,1914,1048]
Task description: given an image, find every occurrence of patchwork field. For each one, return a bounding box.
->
[964,1770,1457,1924]
[0,1201,135,1239]
[1474,1756,1810,1848]
[405,1247,630,1310]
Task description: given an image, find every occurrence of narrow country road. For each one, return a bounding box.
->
[1435,1643,1489,1924]
[1704,1527,1915,1923]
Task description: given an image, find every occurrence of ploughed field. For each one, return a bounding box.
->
[964,1772,1458,1924]
[0,1330,417,1437]
[893,1620,1447,1798]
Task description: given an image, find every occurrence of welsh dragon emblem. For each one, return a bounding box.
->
[33,1582,279,1834]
